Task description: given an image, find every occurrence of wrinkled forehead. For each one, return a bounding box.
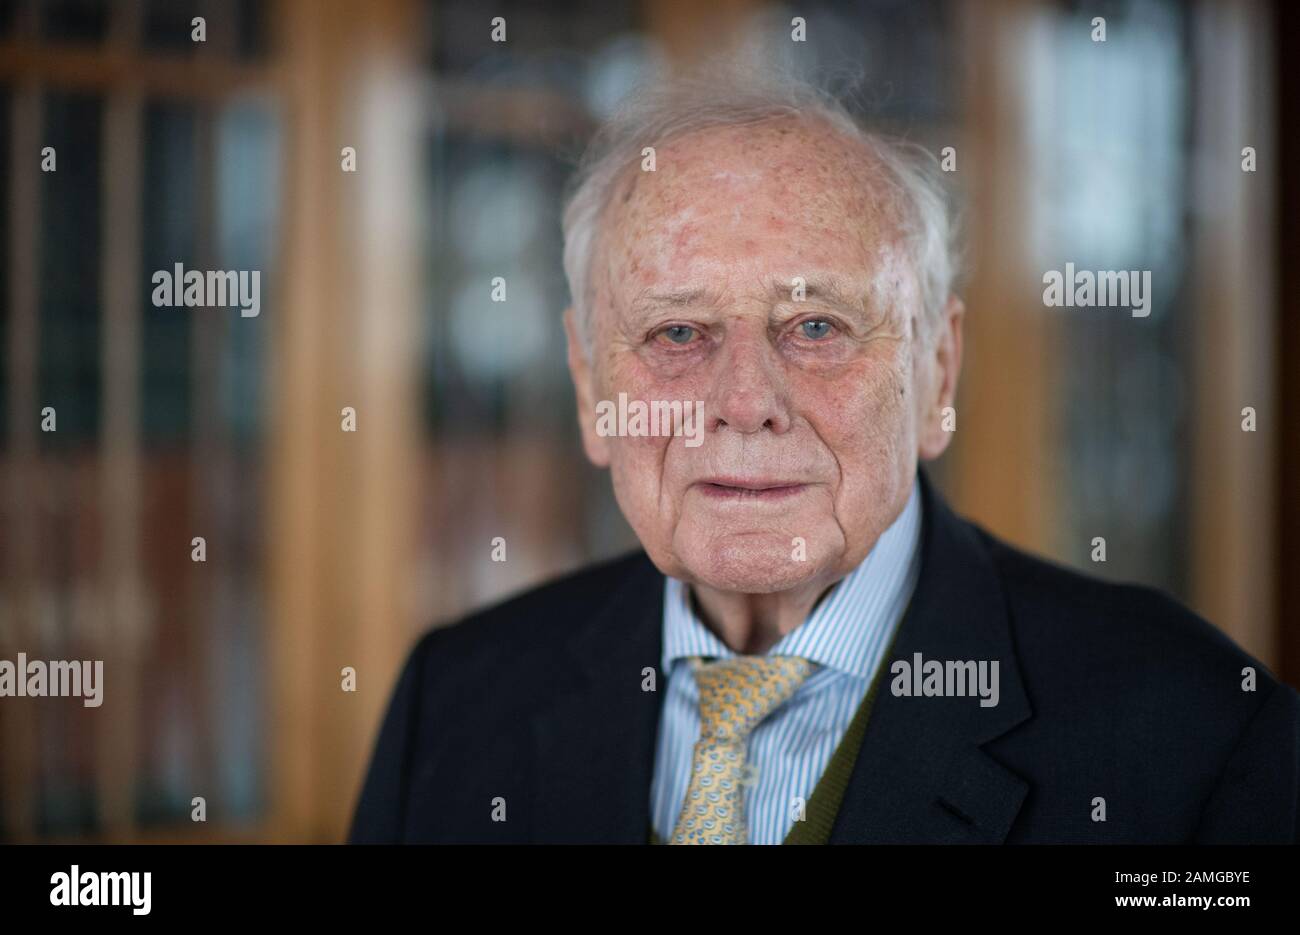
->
[598,115,907,270]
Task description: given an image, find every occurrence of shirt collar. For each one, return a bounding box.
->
[660,476,923,679]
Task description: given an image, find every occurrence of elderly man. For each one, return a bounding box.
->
[349,71,1299,844]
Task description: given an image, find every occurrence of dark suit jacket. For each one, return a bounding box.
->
[349,471,1300,843]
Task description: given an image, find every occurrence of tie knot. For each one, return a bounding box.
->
[691,655,815,744]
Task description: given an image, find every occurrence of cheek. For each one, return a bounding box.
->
[608,433,672,480]
[606,434,678,551]
[597,352,702,481]
[798,348,915,463]
[600,397,675,504]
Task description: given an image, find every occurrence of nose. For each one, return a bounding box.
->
[706,327,792,435]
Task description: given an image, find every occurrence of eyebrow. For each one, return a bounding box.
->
[633,287,712,309]
[770,275,868,312]
[627,275,871,319]
[626,288,720,321]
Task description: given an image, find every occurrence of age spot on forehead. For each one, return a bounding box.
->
[643,121,892,223]
[710,169,763,184]
[597,117,910,302]
[620,172,639,204]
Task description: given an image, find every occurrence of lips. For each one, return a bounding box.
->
[693,476,809,501]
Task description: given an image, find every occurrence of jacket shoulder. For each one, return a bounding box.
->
[969,523,1293,774]
[403,549,653,695]
[967,523,1299,841]
[975,526,1272,685]
[348,549,658,842]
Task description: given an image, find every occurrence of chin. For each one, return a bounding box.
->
[675,532,835,595]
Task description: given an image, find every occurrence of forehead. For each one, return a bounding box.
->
[598,116,906,289]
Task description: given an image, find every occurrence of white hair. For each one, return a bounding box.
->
[561,62,960,354]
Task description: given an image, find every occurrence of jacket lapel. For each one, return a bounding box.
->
[529,555,666,843]
[829,472,1034,843]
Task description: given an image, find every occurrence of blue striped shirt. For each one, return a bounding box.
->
[650,478,923,844]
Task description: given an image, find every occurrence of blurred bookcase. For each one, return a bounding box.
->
[0,0,277,842]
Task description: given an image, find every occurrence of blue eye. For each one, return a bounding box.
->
[662,325,696,344]
[800,319,833,340]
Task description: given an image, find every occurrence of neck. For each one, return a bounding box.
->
[689,572,841,655]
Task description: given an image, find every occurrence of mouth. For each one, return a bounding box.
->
[693,477,810,501]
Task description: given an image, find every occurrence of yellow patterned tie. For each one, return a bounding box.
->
[669,655,815,845]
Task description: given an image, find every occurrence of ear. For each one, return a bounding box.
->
[916,293,965,461]
[564,307,611,467]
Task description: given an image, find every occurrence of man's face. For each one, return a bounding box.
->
[566,117,961,595]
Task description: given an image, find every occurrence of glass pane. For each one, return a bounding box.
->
[39,0,108,43]
[1026,0,1191,596]
[39,91,101,450]
[0,84,9,444]
[141,100,196,443]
